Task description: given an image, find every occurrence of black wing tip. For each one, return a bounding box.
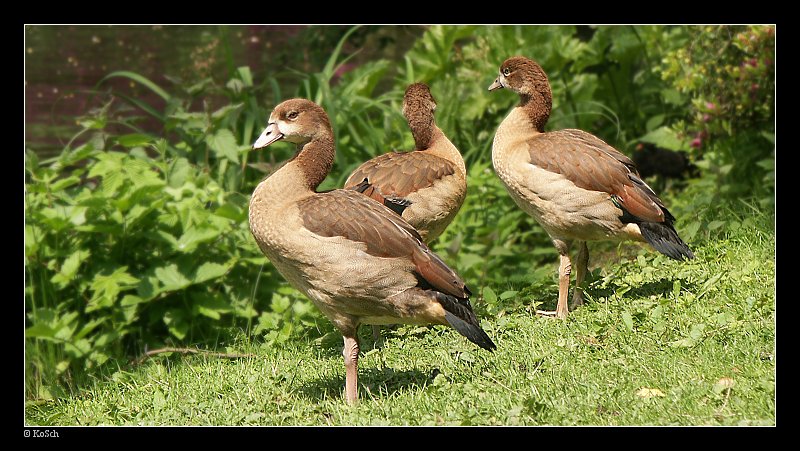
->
[348,178,371,193]
[639,222,695,261]
[444,311,497,352]
[384,196,412,215]
[348,178,412,216]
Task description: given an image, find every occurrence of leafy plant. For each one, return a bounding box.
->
[656,25,775,208]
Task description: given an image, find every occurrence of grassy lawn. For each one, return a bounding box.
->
[25,210,775,426]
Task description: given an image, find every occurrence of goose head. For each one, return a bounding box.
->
[488,56,553,132]
[253,98,332,149]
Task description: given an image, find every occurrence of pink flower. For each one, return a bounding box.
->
[706,102,716,110]
[691,137,702,149]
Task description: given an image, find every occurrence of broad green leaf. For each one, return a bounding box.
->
[193,262,230,284]
[271,294,290,314]
[74,318,107,340]
[688,323,706,341]
[499,290,519,300]
[49,175,81,192]
[65,338,91,358]
[211,103,243,120]
[151,231,178,252]
[459,253,484,270]
[639,126,688,151]
[50,249,90,288]
[25,323,56,339]
[194,294,233,320]
[661,88,684,105]
[163,310,188,339]
[117,133,154,148]
[483,286,497,304]
[176,226,219,253]
[621,311,634,332]
[55,361,70,375]
[120,294,145,306]
[645,114,665,132]
[206,129,240,163]
[214,203,244,221]
[154,264,191,292]
[87,267,139,312]
[756,158,774,171]
[167,157,192,188]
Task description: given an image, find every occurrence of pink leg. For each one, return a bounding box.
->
[536,253,571,319]
[343,335,360,405]
[555,254,571,319]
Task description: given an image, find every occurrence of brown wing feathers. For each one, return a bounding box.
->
[348,178,412,216]
[345,152,456,199]
[298,190,469,299]
[530,130,666,224]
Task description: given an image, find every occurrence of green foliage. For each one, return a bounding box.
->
[25,66,321,400]
[656,25,775,208]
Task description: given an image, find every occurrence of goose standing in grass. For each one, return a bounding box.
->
[488,56,694,319]
[248,98,495,404]
[344,82,467,243]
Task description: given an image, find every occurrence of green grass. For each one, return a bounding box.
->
[24,210,775,426]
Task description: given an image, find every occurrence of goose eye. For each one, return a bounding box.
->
[502,68,511,76]
[287,111,299,120]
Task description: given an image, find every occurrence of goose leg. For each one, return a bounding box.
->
[343,334,360,405]
[537,241,571,319]
[570,241,589,311]
[554,254,571,319]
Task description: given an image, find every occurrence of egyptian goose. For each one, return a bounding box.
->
[344,82,467,243]
[488,56,694,319]
[249,98,495,404]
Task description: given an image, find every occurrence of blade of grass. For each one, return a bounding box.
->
[97,71,172,102]
[110,92,166,123]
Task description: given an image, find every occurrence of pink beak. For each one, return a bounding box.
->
[253,122,284,149]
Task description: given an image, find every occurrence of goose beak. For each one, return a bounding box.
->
[253,122,284,149]
[488,77,504,91]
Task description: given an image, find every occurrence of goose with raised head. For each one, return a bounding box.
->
[249,98,495,404]
[344,82,467,243]
[488,56,694,319]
